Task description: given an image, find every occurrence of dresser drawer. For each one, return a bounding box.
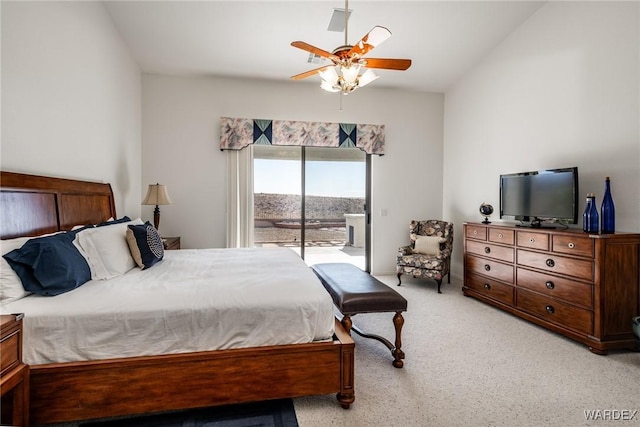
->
[466,255,514,283]
[466,240,514,263]
[517,249,593,281]
[517,231,549,250]
[0,330,20,376]
[489,228,514,245]
[465,273,514,305]
[552,235,594,258]
[516,268,593,309]
[466,225,487,241]
[516,288,593,335]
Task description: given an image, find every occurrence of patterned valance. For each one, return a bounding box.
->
[220,117,385,155]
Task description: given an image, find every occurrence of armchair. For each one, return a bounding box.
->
[396,220,453,293]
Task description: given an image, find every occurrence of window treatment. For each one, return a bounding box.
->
[220,117,385,155]
[223,116,383,248]
[225,145,254,248]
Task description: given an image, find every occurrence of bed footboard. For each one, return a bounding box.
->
[29,319,354,424]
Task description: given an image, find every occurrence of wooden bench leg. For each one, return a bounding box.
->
[392,311,405,368]
[349,312,406,369]
[341,315,353,335]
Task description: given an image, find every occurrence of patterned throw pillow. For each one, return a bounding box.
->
[126,222,164,269]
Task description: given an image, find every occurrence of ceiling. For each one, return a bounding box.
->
[104,1,545,93]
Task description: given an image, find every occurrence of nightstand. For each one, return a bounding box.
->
[1,313,29,427]
[163,236,181,250]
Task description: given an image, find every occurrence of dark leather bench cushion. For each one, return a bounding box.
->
[311,263,407,315]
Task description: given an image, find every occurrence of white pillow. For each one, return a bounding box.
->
[1,236,32,305]
[75,218,144,280]
[414,235,441,256]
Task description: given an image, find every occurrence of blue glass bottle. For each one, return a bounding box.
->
[583,193,598,233]
[601,177,615,234]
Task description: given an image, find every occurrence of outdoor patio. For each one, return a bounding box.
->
[254,226,365,269]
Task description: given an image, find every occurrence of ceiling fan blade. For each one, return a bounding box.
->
[291,65,332,80]
[362,58,412,71]
[348,26,392,58]
[291,41,339,62]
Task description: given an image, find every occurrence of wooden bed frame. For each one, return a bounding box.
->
[0,171,355,424]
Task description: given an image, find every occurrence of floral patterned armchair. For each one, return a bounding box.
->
[396,220,454,293]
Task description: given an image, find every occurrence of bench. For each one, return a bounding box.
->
[311,263,408,368]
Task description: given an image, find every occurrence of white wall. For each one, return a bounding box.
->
[1,1,142,218]
[142,75,444,274]
[444,1,640,278]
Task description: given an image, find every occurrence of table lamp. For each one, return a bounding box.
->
[142,183,172,231]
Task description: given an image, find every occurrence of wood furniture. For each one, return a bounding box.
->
[311,263,407,368]
[1,313,30,427]
[163,236,181,250]
[463,222,640,354]
[0,171,355,424]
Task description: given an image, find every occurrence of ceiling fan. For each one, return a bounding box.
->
[290,0,412,95]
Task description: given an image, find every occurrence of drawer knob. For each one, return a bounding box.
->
[568,242,575,249]
[529,238,535,243]
[545,305,555,314]
[484,283,491,290]
[484,264,491,271]
[484,246,491,254]
[498,233,503,239]
[473,230,478,235]
[545,258,555,268]
[545,281,555,290]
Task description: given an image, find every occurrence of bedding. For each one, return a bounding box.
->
[1,236,34,304]
[75,217,144,280]
[126,221,164,269]
[0,247,335,365]
[3,231,92,296]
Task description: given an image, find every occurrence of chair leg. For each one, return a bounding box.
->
[397,273,402,286]
[436,279,442,294]
[448,272,451,284]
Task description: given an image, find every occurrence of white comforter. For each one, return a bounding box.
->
[1,248,335,365]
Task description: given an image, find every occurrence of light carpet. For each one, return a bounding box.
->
[293,275,640,427]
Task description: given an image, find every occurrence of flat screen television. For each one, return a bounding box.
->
[500,167,579,228]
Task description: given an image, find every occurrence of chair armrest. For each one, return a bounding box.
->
[397,245,413,257]
[438,248,452,260]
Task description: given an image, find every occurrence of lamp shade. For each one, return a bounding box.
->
[142,184,172,206]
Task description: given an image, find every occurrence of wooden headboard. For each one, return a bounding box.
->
[0,171,116,239]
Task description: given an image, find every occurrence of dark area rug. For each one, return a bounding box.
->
[79,399,298,427]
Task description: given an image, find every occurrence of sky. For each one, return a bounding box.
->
[253,159,365,198]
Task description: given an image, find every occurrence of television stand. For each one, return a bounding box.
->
[463,221,640,354]
[516,223,557,229]
[518,218,557,229]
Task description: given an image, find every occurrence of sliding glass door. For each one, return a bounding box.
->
[253,145,368,270]
[253,146,302,251]
[303,147,366,269]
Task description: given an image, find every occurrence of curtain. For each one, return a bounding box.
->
[220,117,385,155]
[225,145,254,248]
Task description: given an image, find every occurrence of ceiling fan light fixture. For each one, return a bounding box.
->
[358,69,379,87]
[319,66,339,84]
[290,0,411,99]
[341,64,360,84]
[320,80,341,92]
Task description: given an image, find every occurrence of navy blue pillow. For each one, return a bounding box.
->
[96,216,131,227]
[3,232,91,296]
[126,222,164,270]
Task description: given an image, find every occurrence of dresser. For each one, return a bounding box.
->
[463,222,640,354]
[1,313,29,426]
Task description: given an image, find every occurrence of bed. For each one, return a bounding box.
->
[0,171,355,424]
